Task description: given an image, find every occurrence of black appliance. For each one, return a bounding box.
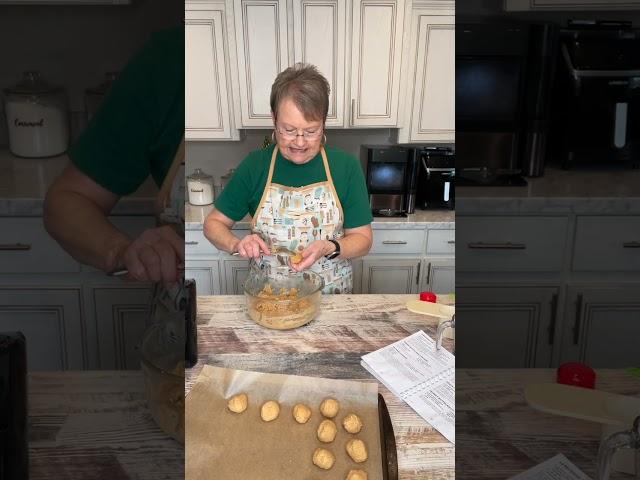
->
[456,22,558,185]
[416,147,455,210]
[550,21,640,169]
[362,145,419,217]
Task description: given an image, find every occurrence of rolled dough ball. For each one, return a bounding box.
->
[320,397,340,418]
[346,470,368,480]
[342,413,363,434]
[312,447,335,470]
[293,403,312,424]
[317,419,338,443]
[227,393,248,413]
[260,400,280,422]
[346,438,368,463]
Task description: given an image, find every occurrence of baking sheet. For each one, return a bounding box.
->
[186,365,383,480]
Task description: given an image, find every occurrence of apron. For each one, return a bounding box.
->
[251,146,353,294]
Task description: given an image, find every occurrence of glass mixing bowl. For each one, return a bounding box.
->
[243,268,324,330]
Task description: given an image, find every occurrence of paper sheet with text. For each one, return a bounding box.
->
[509,453,591,479]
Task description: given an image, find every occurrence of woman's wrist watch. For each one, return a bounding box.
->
[325,239,341,260]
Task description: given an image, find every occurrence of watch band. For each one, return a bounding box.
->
[325,239,341,260]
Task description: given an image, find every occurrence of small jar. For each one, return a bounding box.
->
[187,168,214,206]
[85,72,118,122]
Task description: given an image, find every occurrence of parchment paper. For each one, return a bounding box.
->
[186,365,383,480]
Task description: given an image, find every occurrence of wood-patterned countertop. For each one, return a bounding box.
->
[188,293,455,480]
[457,369,640,479]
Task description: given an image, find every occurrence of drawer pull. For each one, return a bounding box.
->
[623,241,640,248]
[573,293,583,345]
[468,242,526,250]
[0,243,32,251]
[382,240,408,245]
[447,240,455,244]
[186,241,199,245]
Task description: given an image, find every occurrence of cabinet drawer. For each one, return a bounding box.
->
[185,230,218,256]
[0,217,80,273]
[426,229,455,255]
[457,216,568,272]
[370,229,425,254]
[572,216,640,271]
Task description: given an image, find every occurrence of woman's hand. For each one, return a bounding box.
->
[115,225,184,283]
[234,234,270,259]
[290,240,333,272]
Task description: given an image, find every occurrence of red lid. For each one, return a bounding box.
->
[557,362,596,389]
[419,292,437,303]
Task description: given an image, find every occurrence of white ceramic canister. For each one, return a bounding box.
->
[3,72,69,158]
[187,168,214,205]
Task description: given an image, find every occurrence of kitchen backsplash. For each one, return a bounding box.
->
[186,129,397,187]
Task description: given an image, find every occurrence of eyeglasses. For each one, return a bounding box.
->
[276,124,323,140]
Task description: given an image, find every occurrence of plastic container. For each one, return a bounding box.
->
[557,362,596,389]
[243,268,324,330]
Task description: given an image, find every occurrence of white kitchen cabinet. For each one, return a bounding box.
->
[348,0,405,127]
[504,0,640,11]
[422,257,455,294]
[185,259,222,295]
[292,0,346,127]
[93,286,153,369]
[0,287,85,371]
[561,286,640,368]
[222,257,252,294]
[361,257,421,294]
[232,0,290,127]
[186,2,240,140]
[456,286,559,368]
[398,2,454,143]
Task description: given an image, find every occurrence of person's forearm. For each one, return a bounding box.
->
[203,218,241,254]
[324,233,372,259]
[43,190,130,272]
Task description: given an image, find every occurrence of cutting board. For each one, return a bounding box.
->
[405,300,455,319]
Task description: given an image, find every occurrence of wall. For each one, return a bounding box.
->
[186,129,397,187]
[0,0,182,146]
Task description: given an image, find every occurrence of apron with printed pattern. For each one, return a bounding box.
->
[251,146,353,294]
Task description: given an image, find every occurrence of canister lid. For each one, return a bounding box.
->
[4,71,63,96]
[187,168,213,181]
[85,72,118,95]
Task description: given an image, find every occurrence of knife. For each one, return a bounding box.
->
[378,393,399,480]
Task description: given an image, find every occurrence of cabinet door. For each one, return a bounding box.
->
[398,10,454,143]
[562,286,640,368]
[0,288,85,371]
[233,0,290,127]
[349,0,404,126]
[456,287,559,368]
[93,287,153,370]
[222,258,251,294]
[292,0,346,127]
[361,257,421,294]
[505,0,640,11]
[422,257,455,294]
[185,3,239,140]
[185,260,222,296]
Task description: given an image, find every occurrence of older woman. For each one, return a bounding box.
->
[204,63,373,294]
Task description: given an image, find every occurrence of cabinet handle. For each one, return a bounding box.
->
[0,243,31,251]
[468,241,526,250]
[548,293,558,345]
[382,240,408,245]
[623,241,640,248]
[447,240,455,244]
[351,98,355,126]
[416,262,422,285]
[185,241,199,245]
[573,293,583,345]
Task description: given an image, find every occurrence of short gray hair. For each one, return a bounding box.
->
[270,63,330,123]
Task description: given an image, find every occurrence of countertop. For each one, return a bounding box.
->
[28,371,183,479]
[188,293,455,480]
[457,369,640,479]
[185,202,455,230]
[458,166,640,214]
[0,149,158,216]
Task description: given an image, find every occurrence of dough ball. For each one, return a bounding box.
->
[312,447,335,470]
[346,470,368,480]
[260,400,280,422]
[342,413,363,434]
[317,419,338,443]
[320,397,340,418]
[292,403,312,424]
[227,393,248,413]
[346,438,368,463]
